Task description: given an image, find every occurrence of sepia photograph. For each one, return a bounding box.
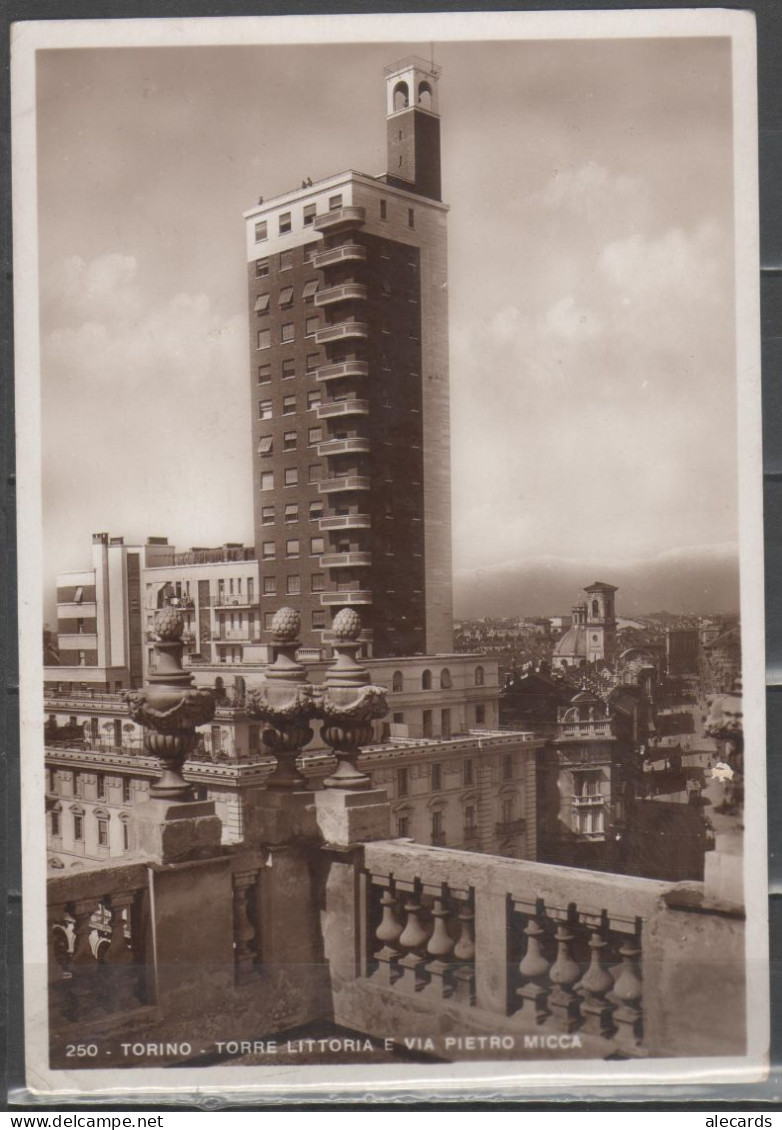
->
[12,9,766,1100]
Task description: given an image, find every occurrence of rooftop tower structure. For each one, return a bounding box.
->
[243,58,452,657]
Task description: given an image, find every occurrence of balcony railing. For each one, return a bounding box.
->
[572,795,605,807]
[314,283,368,308]
[315,321,368,346]
[317,398,370,419]
[321,552,372,569]
[316,361,369,383]
[320,590,373,606]
[354,839,674,1058]
[312,206,367,232]
[560,722,613,737]
[319,476,371,495]
[214,595,259,608]
[495,819,527,836]
[314,243,367,270]
[319,513,371,532]
[213,630,251,642]
[317,437,371,457]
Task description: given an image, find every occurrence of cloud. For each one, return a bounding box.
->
[41,252,253,585]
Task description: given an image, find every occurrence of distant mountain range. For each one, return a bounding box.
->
[453,543,739,620]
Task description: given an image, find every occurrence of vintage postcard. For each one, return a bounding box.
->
[12,8,766,1102]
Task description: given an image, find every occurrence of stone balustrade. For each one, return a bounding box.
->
[326,839,746,1060]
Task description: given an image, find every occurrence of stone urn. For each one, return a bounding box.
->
[318,608,388,790]
[124,608,215,800]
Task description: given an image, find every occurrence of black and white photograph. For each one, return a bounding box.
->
[12,9,767,1100]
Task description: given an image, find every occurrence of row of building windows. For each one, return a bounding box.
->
[259,537,325,560]
[50,807,131,850]
[390,666,485,692]
[393,751,506,799]
[261,500,324,524]
[257,356,321,384]
[395,797,516,844]
[253,238,419,279]
[259,466,334,490]
[258,427,326,455]
[49,769,135,803]
[258,391,322,417]
[253,195,416,244]
[254,281,320,313]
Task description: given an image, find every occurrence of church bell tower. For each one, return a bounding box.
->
[384,56,442,201]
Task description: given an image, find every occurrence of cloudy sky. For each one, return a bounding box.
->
[35,33,738,614]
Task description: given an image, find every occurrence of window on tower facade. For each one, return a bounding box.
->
[328,194,343,211]
[305,316,320,337]
[279,286,294,307]
[380,199,387,220]
[308,464,322,484]
[503,754,513,780]
[281,323,295,343]
[302,279,319,301]
[306,353,320,373]
[303,203,317,226]
[279,211,292,234]
[263,576,276,595]
[262,541,275,561]
[281,358,295,380]
[311,572,325,591]
[397,815,409,838]
[257,329,271,350]
[303,243,318,263]
[397,767,408,797]
[312,610,326,630]
[475,704,486,725]
[261,506,275,525]
[284,468,299,487]
[309,500,324,521]
[254,221,268,242]
[464,759,474,787]
[279,250,293,271]
[286,575,301,596]
[258,364,271,384]
[282,395,296,415]
[254,293,270,313]
[258,400,272,420]
[431,763,442,791]
[310,538,325,556]
[260,471,274,491]
[255,257,269,277]
[308,426,322,446]
[264,612,276,630]
[283,431,297,452]
[408,208,415,228]
[257,436,273,456]
[284,502,299,523]
[307,390,322,411]
[98,818,109,847]
[286,539,300,558]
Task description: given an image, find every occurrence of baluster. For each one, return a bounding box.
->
[612,928,643,1049]
[102,890,139,1013]
[578,911,614,1038]
[452,896,476,1005]
[423,886,455,999]
[47,903,71,1026]
[373,882,403,986]
[67,898,100,1020]
[517,900,550,1023]
[232,870,258,984]
[547,905,582,1033]
[396,883,429,993]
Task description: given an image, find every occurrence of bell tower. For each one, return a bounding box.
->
[584,581,618,664]
[384,56,442,201]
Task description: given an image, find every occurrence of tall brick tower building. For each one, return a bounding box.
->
[243,58,452,658]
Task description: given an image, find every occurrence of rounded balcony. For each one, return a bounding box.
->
[314,283,368,308]
[317,398,370,419]
[312,205,367,232]
[321,551,372,569]
[319,475,371,494]
[315,321,368,346]
[314,243,367,270]
[317,436,371,457]
[319,513,372,531]
[320,590,373,606]
[316,360,369,383]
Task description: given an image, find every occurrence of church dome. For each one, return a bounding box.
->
[552,624,588,662]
